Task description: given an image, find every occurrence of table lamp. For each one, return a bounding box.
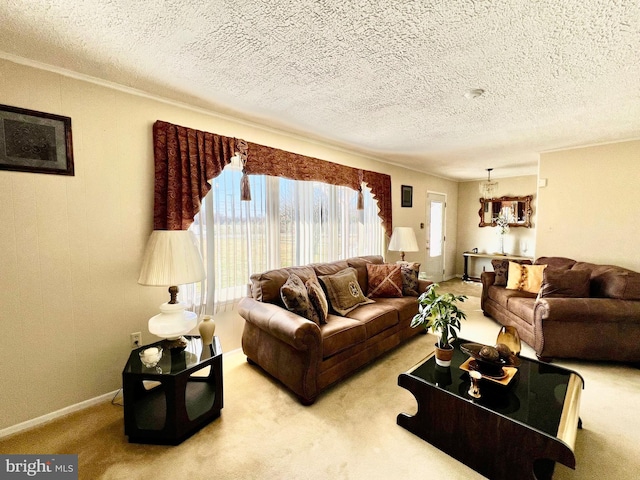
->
[138,230,206,349]
[388,227,419,261]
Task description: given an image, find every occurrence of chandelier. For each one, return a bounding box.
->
[479,168,499,199]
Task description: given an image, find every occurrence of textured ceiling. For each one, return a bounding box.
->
[1,0,639,180]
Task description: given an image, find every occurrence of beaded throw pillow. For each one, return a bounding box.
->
[506,262,547,294]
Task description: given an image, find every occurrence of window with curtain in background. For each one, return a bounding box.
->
[186,158,385,314]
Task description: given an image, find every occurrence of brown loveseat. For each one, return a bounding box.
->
[237,255,431,404]
[481,256,640,362]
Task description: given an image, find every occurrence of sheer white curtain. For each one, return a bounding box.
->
[187,159,385,314]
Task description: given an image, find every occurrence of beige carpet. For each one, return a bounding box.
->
[2,280,639,480]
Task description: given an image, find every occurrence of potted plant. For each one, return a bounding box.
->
[411,283,467,367]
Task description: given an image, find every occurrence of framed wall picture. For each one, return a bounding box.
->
[401,185,413,208]
[0,104,74,176]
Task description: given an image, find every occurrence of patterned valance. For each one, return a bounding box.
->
[153,120,238,230]
[153,120,392,236]
[245,141,392,237]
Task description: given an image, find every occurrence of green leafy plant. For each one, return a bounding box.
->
[410,283,467,349]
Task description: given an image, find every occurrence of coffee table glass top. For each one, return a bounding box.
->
[409,338,576,437]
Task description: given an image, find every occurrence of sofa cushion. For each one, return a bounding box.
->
[251,266,318,305]
[538,269,591,298]
[397,262,420,296]
[492,258,533,286]
[346,301,399,338]
[319,267,375,315]
[321,315,367,358]
[373,296,419,323]
[507,297,536,325]
[312,260,349,277]
[571,262,640,300]
[306,278,329,324]
[598,271,640,300]
[535,257,577,270]
[366,264,403,298]
[488,285,536,309]
[506,262,547,294]
[346,256,383,294]
[280,273,321,325]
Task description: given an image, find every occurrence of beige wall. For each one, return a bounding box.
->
[0,57,459,430]
[537,140,640,271]
[386,172,459,280]
[456,176,538,277]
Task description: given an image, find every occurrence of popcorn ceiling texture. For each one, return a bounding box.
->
[1,0,639,179]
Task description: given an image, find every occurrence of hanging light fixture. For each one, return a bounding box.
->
[479,168,499,199]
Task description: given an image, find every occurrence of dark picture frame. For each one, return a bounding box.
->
[401,185,413,208]
[0,104,74,176]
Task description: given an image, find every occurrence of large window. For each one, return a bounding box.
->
[188,159,385,313]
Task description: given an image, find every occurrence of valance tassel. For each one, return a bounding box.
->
[357,169,364,210]
[236,142,251,202]
[240,172,252,201]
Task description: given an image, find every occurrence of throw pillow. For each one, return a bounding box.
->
[491,259,509,286]
[306,278,329,324]
[492,258,533,286]
[538,269,591,299]
[506,262,547,294]
[319,267,375,315]
[396,261,420,296]
[366,263,404,298]
[280,273,321,325]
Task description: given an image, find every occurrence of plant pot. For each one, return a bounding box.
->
[434,344,454,367]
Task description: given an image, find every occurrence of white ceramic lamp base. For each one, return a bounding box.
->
[148,302,197,349]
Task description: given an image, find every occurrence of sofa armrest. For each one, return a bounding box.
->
[237,297,322,351]
[480,272,496,309]
[418,279,433,294]
[533,297,640,360]
[534,297,640,323]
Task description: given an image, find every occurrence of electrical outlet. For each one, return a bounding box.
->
[130,332,142,349]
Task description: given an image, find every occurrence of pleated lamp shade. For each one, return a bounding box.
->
[138,230,205,287]
[138,230,205,347]
[388,227,419,261]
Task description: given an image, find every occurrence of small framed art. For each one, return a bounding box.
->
[0,104,74,176]
[401,185,413,208]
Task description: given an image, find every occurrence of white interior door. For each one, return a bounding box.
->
[425,192,446,282]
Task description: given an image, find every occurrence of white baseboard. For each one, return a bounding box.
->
[0,348,244,439]
[0,390,119,439]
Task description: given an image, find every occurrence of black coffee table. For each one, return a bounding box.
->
[397,338,583,480]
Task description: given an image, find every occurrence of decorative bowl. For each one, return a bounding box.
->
[460,342,521,377]
[139,346,163,368]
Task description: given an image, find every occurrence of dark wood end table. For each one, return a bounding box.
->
[123,335,223,445]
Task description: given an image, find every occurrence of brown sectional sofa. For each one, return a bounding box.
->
[237,255,430,404]
[481,256,640,362]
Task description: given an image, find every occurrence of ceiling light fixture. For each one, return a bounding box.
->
[464,88,485,99]
[479,168,498,199]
